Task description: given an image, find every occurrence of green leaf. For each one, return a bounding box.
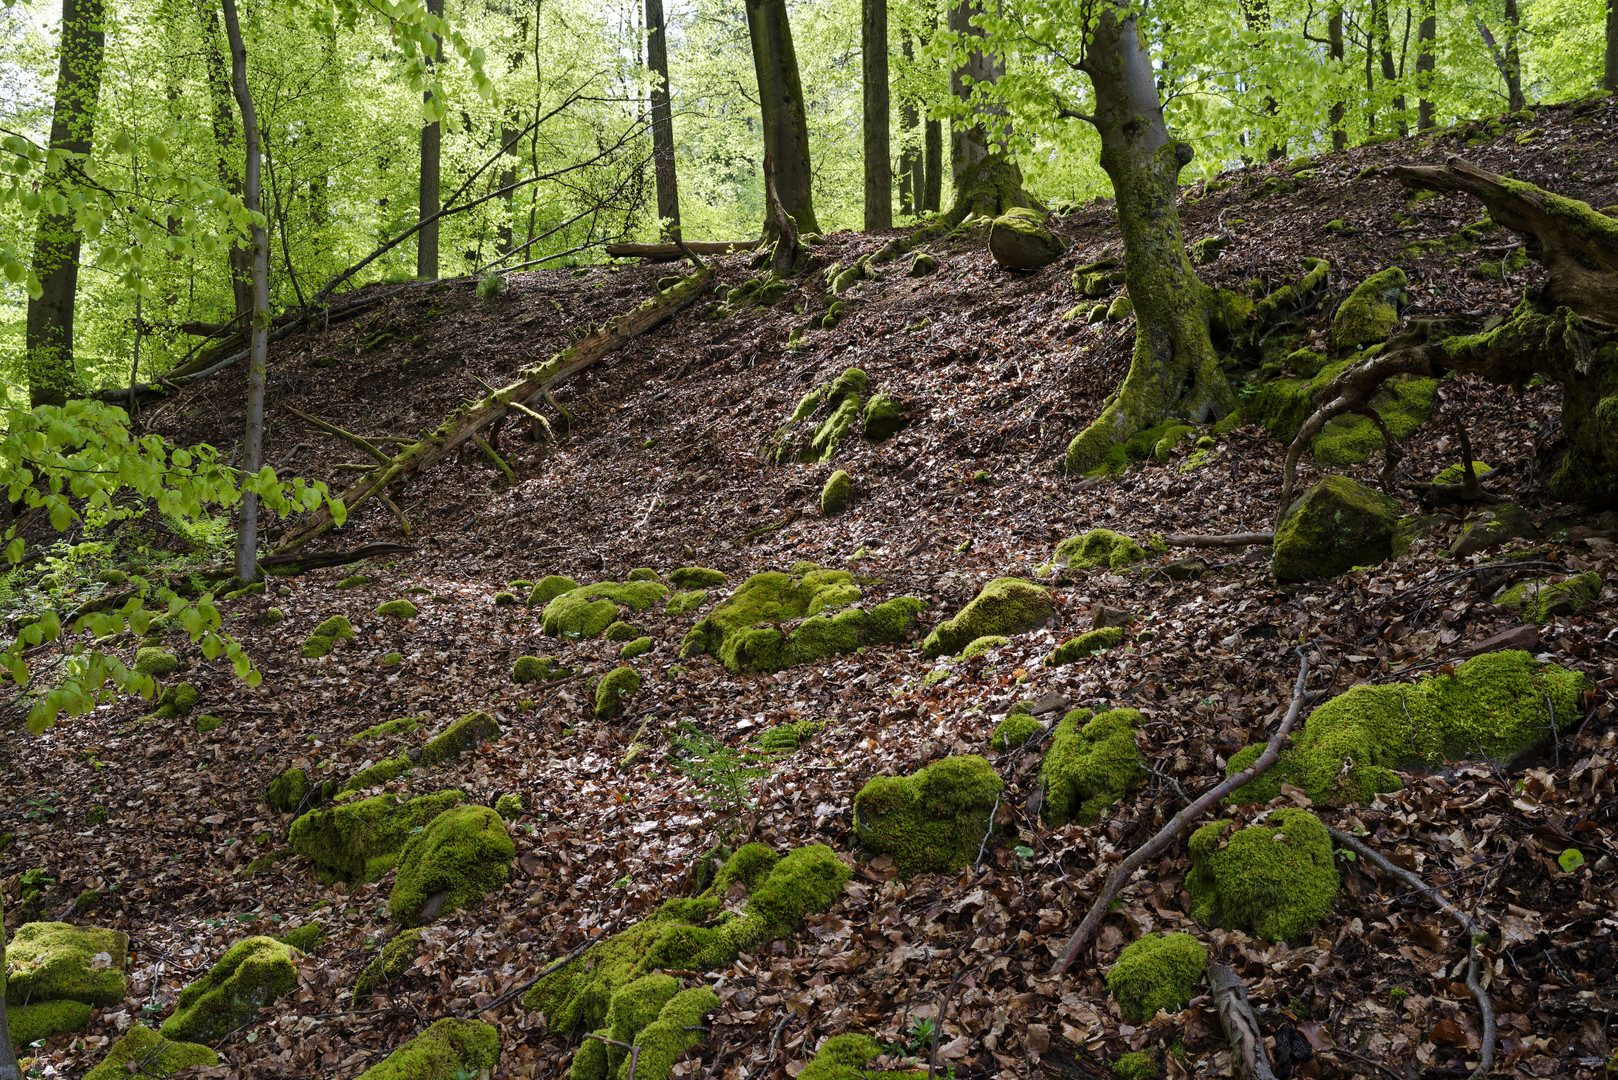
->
[1559,848,1585,873]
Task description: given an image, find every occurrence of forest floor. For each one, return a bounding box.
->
[4,97,1618,1080]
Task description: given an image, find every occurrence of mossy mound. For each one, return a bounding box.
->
[920,577,1051,659]
[1039,708,1145,825]
[1495,570,1602,621]
[799,1033,922,1080]
[989,710,1042,751]
[133,647,178,676]
[863,393,907,441]
[342,712,497,794]
[9,998,93,1050]
[1187,809,1339,942]
[1311,374,1437,465]
[754,720,822,755]
[158,935,297,1042]
[1112,1050,1159,1080]
[513,654,570,683]
[195,713,223,733]
[988,211,1066,270]
[620,636,653,660]
[852,755,1004,876]
[1044,626,1124,666]
[145,681,199,720]
[355,1017,499,1080]
[289,789,464,880]
[1045,529,1149,573]
[390,805,515,926]
[312,615,355,639]
[523,843,849,1032]
[1105,932,1208,1022]
[543,580,670,639]
[528,574,580,607]
[1332,267,1407,352]
[348,717,424,745]
[495,793,524,820]
[1226,650,1588,805]
[374,599,417,618]
[571,974,718,1080]
[665,590,709,616]
[1272,475,1400,582]
[821,469,853,514]
[83,1024,218,1079]
[335,574,369,589]
[959,634,1009,659]
[5,922,129,1006]
[266,767,316,813]
[605,620,643,642]
[353,928,423,1002]
[680,564,922,674]
[668,567,726,589]
[765,368,869,464]
[595,666,641,718]
[627,568,661,582]
[278,921,324,953]
[493,591,519,606]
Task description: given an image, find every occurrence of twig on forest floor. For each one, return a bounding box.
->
[1209,963,1276,1080]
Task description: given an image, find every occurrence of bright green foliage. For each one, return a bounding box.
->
[863,393,907,440]
[544,581,670,638]
[960,634,1009,658]
[595,666,641,718]
[354,929,423,1002]
[524,844,849,1031]
[1105,932,1208,1021]
[668,567,726,589]
[374,599,417,618]
[389,805,515,926]
[821,469,854,514]
[673,724,775,813]
[1226,650,1588,805]
[989,711,1042,751]
[619,636,653,659]
[278,921,325,953]
[754,720,822,755]
[146,681,199,719]
[1271,475,1400,582]
[1040,709,1146,825]
[665,590,710,616]
[605,621,643,642]
[921,578,1052,659]
[1434,461,1492,484]
[288,789,464,880]
[513,655,568,682]
[5,922,129,1006]
[1331,268,1407,352]
[195,713,223,733]
[495,793,524,820]
[133,647,178,676]
[1495,570,1602,621]
[83,1024,218,1079]
[354,1017,500,1080]
[1187,810,1339,941]
[852,756,1004,876]
[9,998,93,1049]
[158,936,297,1042]
[1047,530,1148,572]
[1044,626,1125,666]
[266,767,311,813]
[1111,1050,1159,1080]
[528,575,581,607]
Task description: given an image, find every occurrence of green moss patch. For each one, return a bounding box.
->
[754,720,822,755]
[863,394,907,441]
[348,717,423,745]
[313,615,355,639]
[668,567,726,589]
[766,368,868,463]
[921,577,1051,659]
[374,599,417,618]
[145,681,199,720]
[1044,529,1148,573]
[1495,570,1602,621]
[195,713,223,733]
[665,589,710,616]
[495,793,524,820]
[799,1033,922,1080]
[989,711,1042,751]
[571,975,718,1080]
[1332,267,1407,352]
[1311,374,1437,465]
[605,620,643,642]
[1435,460,1492,484]
[853,756,1003,876]
[159,935,297,1042]
[5,922,129,1006]
[9,998,93,1049]
[620,636,653,660]
[513,655,570,683]
[959,634,1009,659]
[596,666,642,719]
[1044,626,1125,667]
[528,574,580,607]
[266,766,332,813]
[1112,1050,1159,1080]
[353,929,422,1002]
[1272,475,1400,582]
[1187,809,1339,942]
[544,581,671,639]
[1105,932,1208,1022]
[335,574,369,589]
[1039,709,1145,825]
[289,789,464,881]
[390,805,515,926]
[821,469,853,514]
[133,647,178,676]
[355,1017,499,1080]
[278,921,324,953]
[83,1024,217,1080]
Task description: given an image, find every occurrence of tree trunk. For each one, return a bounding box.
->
[645,0,681,236]
[222,0,270,582]
[1330,5,1347,150]
[199,1,253,321]
[1373,0,1407,137]
[1503,0,1525,111]
[899,37,919,216]
[0,901,21,1080]
[498,117,519,254]
[923,114,942,212]
[744,0,820,236]
[1064,0,1234,475]
[25,0,106,408]
[862,0,892,230]
[947,0,1004,179]
[1607,0,1618,93]
[418,0,444,280]
[1416,0,1437,130]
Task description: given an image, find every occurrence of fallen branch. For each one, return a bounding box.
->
[1209,964,1277,1080]
[1160,532,1274,548]
[605,240,757,261]
[285,406,390,466]
[1051,647,1315,974]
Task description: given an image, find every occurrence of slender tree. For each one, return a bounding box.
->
[744,0,820,235]
[923,111,942,212]
[1329,4,1347,149]
[418,0,445,279]
[198,1,253,321]
[1372,0,1408,137]
[1608,0,1618,93]
[1416,0,1437,130]
[646,0,681,235]
[862,0,892,230]
[25,0,107,407]
[899,38,920,217]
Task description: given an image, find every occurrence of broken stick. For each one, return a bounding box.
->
[1209,964,1278,1080]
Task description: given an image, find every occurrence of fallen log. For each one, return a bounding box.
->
[273,268,713,551]
[605,240,758,261]
[1209,964,1278,1080]
[1161,532,1274,548]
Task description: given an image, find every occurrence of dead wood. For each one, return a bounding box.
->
[605,240,758,261]
[1208,963,1278,1080]
[1160,532,1275,548]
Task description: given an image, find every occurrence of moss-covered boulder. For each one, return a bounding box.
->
[664,590,709,616]
[524,844,848,1032]
[908,251,938,277]
[1044,530,1148,572]
[1331,267,1407,352]
[921,577,1051,659]
[266,767,313,813]
[9,998,93,1050]
[1449,503,1536,558]
[1226,649,1588,805]
[133,647,178,676]
[288,789,464,880]
[1187,810,1339,942]
[1039,709,1145,825]
[374,599,417,618]
[513,654,570,683]
[1044,626,1124,666]
[799,1033,921,1080]
[158,936,297,1042]
[1435,460,1492,484]
[389,805,515,926]
[989,710,1042,751]
[495,793,524,820]
[852,755,1003,876]
[605,620,643,642]
[355,1017,499,1080]
[5,922,129,1006]
[989,211,1066,270]
[145,680,199,720]
[1105,933,1208,1022]
[1272,475,1399,582]
[84,1024,218,1080]
[668,567,725,589]
[543,580,670,638]
[278,921,324,954]
[571,974,717,1080]
[595,666,641,719]
[1495,570,1603,621]
[527,574,580,608]
[620,636,653,659]
[422,711,500,765]
[821,470,853,515]
[353,928,423,1002]
[960,634,1009,659]
[766,368,868,464]
[863,393,907,441]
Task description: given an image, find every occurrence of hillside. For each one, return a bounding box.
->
[4,99,1617,1080]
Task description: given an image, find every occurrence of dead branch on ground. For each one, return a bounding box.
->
[1209,963,1277,1080]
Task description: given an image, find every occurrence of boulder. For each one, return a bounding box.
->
[5,922,129,1006]
[1331,267,1407,352]
[852,755,1003,876]
[1271,475,1399,582]
[1495,570,1603,621]
[389,805,515,926]
[84,1024,217,1080]
[988,212,1066,270]
[820,470,853,515]
[288,789,464,880]
[159,936,297,1042]
[1187,810,1339,942]
[1038,708,1145,825]
[1450,503,1536,558]
[354,1017,499,1080]
[1105,932,1208,1022]
[862,393,907,441]
[921,577,1052,658]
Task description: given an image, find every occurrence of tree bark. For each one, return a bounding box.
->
[1607,0,1618,93]
[1416,0,1437,130]
[744,0,820,236]
[1372,0,1407,137]
[645,0,681,236]
[25,0,106,408]
[1503,0,1525,111]
[1329,5,1347,150]
[862,0,892,230]
[923,114,943,212]
[418,0,444,280]
[947,0,1004,179]
[199,1,254,320]
[222,0,270,582]
[899,37,919,216]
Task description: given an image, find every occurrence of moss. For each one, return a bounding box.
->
[86,805,108,825]
[852,756,1003,876]
[1332,267,1407,352]
[665,590,710,616]
[1311,375,1437,464]
[389,805,515,926]
[348,716,423,745]
[605,620,643,642]
[1105,932,1208,1022]
[353,929,423,1002]
[572,974,678,1080]
[545,581,670,638]
[1044,627,1125,667]
[618,636,652,660]
[1286,348,1329,377]
[513,654,570,683]
[422,711,500,766]
[752,720,821,756]
[921,577,1051,659]
[5,922,129,1006]
[798,1033,921,1080]
[133,647,178,676]
[595,666,641,719]
[668,567,726,589]
[1106,293,1134,322]
[335,574,369,589]
[528,574,581,607]
[264,607,285,624]
[223,580,264,601]
[1047,530,1149,574]
[809,393,862,462]
[342,754,415,793]
[496,793,524,820]
[9,998,93,1049]
[1434,460,1492,484]
[1112,1050,1159,1080]
[375,599,417,618]
[1272,475,1400,582]
[766,369,868,463]
[1495,571,1602,621]
[266,767,311,813]
[146,681,199,720]
[83,1024,218,1080]
[378,650,402,667]
[959,634,1009,659]
[821,470,853,514]
[159,935,297,1042]
[278,921,324,953]
[1186,810,1338,941]
[494,590,520,606]
[354,1017,500,1080]
[1039,709,1145,824]
[195,713,223,733]
[989,712,1042,751]
[288,789,464,881]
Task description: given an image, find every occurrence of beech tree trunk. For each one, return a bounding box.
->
[1503,0,1524,111]
[1372,0,1407,137]
[745,0,820,236]
[1607,0,1618,93]
[862,0,892,230]
[645,0,681,235]
[199,2,254,320]
[1330,5,1347,150]
[1416,0,1437,130]
[418,0,444,280]
[923,115,942,212]
[947,0,1004,179]
[25,0,106,408]
[899,38,920,216]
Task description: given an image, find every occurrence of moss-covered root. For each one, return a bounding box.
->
[1105,932,1208,1022]
[921,577,1052,659]
[354,1017,500,1080]
[158,936,298,1042]
[389,805,515,926]
[83,1024,218,1080]
[4,922,130,1005]
[852,756,1004,876]
[1039,709,1146,825]
[1186,809,1339,942]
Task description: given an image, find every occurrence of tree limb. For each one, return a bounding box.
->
[1209,963,1278,1080]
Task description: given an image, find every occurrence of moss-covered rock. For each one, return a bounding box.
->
[627,568,661,582]
[9,998,93,1049]
[335,574,368,589]
[1105,293,1134,322]
[615,636,650,660]
[1331,267,1407,352]
[665,590,710,616]
[421,711,500,766]
[513,654,569,683]
[133,647,178,676]
[668,567,725,589]
[1272,475,1400,582]
[195,713,223,733]
[528,574,580,607]
[605,620,643,642]
[289,789,464,881]
[83,1024,218,1080]
[989,212,1066,270]
[1311,374,1437,465]
[989,711,1042,751]
[572,975,718,1080]
[959,634,1009,659]
[159,936,297,1042]
[1105,933,1208,1022]
[798,1033,922,1080]
[852,756,1003,876]
[595,666,641,719]
[389,805,514,926]
[278,921,324,954]
[1495,570,1602,621]
[349,716,424,745]
[863,393,907,441]
[145,681,199,720]
[766,368,868,464]
[544,581,670,638]
[1187,810,1339,941]
[920,577,1051,659]
[375,599,417,618]
[5,922,129,1006]
[312,615,355,639]
[495,793,524,820]
[908,251,938,277]
[355,1017,500,1080]
[1039,709,1145,825]
[1044,627,1124,667]
[266,767,312,813]
[493,590,519,606]
[353,929,423,1002]
[821,470,853,514]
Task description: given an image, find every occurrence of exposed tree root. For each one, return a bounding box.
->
[1209,963,1278,1080]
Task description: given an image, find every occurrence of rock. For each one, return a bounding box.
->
[619,636,652,659]
[862,392,906,440]
[1449,503,1537,558]
[389,805,515,926]
[664,590,709,616]
[1105,932,1208,1022]
[526,574,580,607]
[820,470,853,515]
[1458,624,1540,656]
[1039,709,1145,825]
[668,567,725,589]
[1043,626,1124,666]
[5,922,129,1006]
[353,929,423,1003]
[1187,810,1339,942]
[1272,475,1400,582]
[543,580,670,638]
[83,1024,217,1080]
[1091,604,1131,629]
[1331,267,1407,352]
[594,666,641,719]
[958,634,1009,659]
[1044,529,1148,572]
[988,212,1066,270]
[421,711,500,765]
[922,577,1051,659]
[10,999,93,1050]
[1025,691,1070,715]
[289,789,464,881]
[989,711,1042,751]
[1495,570,1603,621]
[512,655,570,683]
[373,599,417,618]
[853,756,1003,876]
[1105,293,1133,321]
[605,620,643,642]
[354,1017,499,1080]
[159,936,297,1042]
[908,251,938,277]
[1188,235,1230,264]
[132,647,177,676]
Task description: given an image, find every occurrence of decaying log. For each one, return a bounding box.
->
[1209,964,1277,1080]
[273,268,713,550]
[1161,532,1275,548]
[604,240,758,261]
